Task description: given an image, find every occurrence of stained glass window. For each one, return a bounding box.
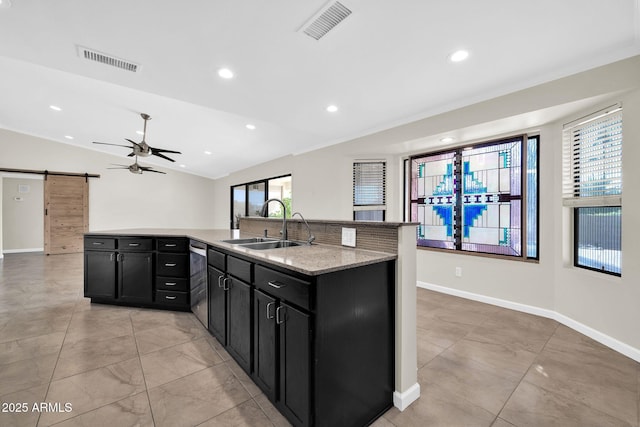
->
[410,135,538,259]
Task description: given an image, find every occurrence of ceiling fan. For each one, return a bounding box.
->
[93,113,181,162]
[108,156,166,175]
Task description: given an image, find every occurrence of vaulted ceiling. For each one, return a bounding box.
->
[0,0,638,178]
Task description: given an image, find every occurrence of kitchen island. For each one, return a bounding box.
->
[84,227,399,427]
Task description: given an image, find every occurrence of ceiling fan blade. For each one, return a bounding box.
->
[127,152,135,157]
[124,138,144,149]
[145,169,167,174]
[107,166,129,169]
[93,141,132,148]
[151,147,182,154]
[151,151,176,162]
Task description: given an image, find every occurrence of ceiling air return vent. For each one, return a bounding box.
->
[77,46,140,73]
[299,1,352,40]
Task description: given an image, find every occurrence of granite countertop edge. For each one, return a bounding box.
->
[85,228,397,276]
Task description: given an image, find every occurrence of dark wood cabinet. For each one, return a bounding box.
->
[155,238,190,310]
[118,251,153,304]
[84,249,116,299]
[207,264,226,343]
[253,289,277,400]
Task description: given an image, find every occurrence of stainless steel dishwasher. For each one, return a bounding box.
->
[189,240,208,328]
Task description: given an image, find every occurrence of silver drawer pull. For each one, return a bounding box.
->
[266,302,275,320]
[165,295,177,300]
[164,263,177,267]
[164,244,177,247]
[165,282,177,286]
[92,242,104,245]
[128,243,140,247]
[268,280,286,289]
[276,306,286,324]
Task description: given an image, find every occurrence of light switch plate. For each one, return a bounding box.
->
[341,227,356,247]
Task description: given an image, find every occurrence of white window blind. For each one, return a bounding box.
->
[353,161,386,211]
[562,105,622,207]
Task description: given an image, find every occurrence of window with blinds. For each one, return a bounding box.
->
[353,161,386,221]
[562,104,622,276]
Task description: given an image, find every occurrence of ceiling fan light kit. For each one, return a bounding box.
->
[93,113,181,175]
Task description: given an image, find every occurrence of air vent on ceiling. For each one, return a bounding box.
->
[299,1,352,40]
[77,46,140,73]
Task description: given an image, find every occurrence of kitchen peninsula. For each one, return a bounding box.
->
[83,219,418,427]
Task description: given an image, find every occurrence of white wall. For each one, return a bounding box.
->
[0,129,216,232]
[1,176,44,252]
[211,56,640,355]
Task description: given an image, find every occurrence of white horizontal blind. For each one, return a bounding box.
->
[562,107,622,207]
[353,161,386,211]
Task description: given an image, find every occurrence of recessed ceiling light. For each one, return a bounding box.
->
[64,135,74,140]
[246,124,256,130]
[440,136,454,143]
[179,164,186,168]
[218,68,234,79]
[449,50,469,63]
[136,130,144,135]
[204,151,212,155]
[49,105,62,111]
[326,105,338,113]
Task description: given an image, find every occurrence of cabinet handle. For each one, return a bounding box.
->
[268,280,287,289]
[92,242,104,245]
[276,306,285,324]
[165,295,177,300]
[266,302,275,320]
[128,243,140,247]
[165,282,177,286]
[110,253,114,262]
[218,275,224,288]
[223,277,230,291]
[164,243,177,247]
[164,263,177,267]
[117,253,123,262]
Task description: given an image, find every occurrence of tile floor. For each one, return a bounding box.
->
[0,253,638,426]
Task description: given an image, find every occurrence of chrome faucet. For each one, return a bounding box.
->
[292,212,315,245]
[260,198,288,241]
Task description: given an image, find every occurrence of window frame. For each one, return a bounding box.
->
[408,134,539,261]
[353,160,387,222]
[229,174,292,229]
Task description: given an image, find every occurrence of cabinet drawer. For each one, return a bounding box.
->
[207,248,225,270]
[255,265,311,311]
[155,290,189,307]
[85,237,116,250]
[157,238,188,252]
[156,276,189,292]
[118,237,153,251]
[156,253,189,277]
[228,256,252,283]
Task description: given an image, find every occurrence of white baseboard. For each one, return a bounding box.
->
[393,382,420,411]
[2,248,44,254]
[417,281,640,363]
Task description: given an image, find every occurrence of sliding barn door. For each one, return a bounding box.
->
[44,175,89,255]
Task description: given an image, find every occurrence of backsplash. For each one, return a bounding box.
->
[239,217,401,254]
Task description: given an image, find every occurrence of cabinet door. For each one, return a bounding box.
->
[118,252,153,304]
[253,289,277,401]
[84,251,116,299]
[278,302,311,427]
[227,277,252,374]
[208,265,226,343]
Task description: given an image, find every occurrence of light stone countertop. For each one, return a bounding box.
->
[86,228,396,276]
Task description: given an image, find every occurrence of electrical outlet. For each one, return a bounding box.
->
[341,227,356,247]
[455,267,462,277]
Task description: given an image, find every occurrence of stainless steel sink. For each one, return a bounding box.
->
[238,240,302,250]
[222,237,277,244]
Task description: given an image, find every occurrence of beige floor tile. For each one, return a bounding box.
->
[491,418,516,427]
[253,393,292,427]
[141,337,223,389]
[369,415,396,427]
[0,331,65,366]
[40,357,146,426]
[148,364,251,427]
[416,327,446,368]
[53,334,139,380]
[134,322,205,355]
[130,308,200,333]
[197,399,273,427]
[500,380,634,427]
[45,392,154,427]
[0,354,58,396]
[0,384,48,427]
[226,357,262,397]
